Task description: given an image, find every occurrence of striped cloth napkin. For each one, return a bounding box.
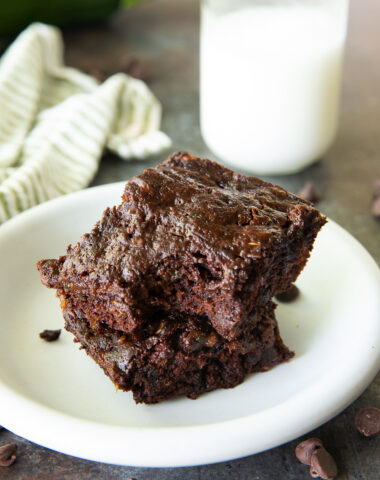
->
[0,23,171,224]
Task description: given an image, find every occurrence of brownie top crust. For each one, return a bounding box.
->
[59,151,321,278]
[38,152,326,337]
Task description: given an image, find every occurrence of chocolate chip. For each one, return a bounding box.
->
[275,284,300,303]
[371,196,380,218]
[295,438,324,465]
[355,407,380,437]
[310,447,338,479]
[39,329,61,342]
[0,443,17,467]
[298,182,320,203]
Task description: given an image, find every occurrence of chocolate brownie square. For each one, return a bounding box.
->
[38,152,326,340]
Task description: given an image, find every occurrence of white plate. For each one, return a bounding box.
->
[0,182,379,467]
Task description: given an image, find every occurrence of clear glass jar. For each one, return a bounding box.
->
[200,0,350,174]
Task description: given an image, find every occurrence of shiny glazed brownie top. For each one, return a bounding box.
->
[54,152,322,285]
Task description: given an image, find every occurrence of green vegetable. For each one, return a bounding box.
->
[0,0,123,37]
[122,0,144,6]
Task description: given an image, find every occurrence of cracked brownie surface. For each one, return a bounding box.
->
[37,152,326,403]
[38,152,326,340]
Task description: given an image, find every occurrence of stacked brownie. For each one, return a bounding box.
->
[37,152,326,403]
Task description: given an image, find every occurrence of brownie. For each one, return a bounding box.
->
[38,152,326,340]
[37,152,326,403]
[63,298,293,403]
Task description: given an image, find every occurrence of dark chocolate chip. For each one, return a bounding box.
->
[373,179,380,198]
[295,438,324,465]
[355,407,380,437]
[310,447,337,479]
[0,443,17,467]
[298,182,320,203]
[371,196,380,218]
[39,329,61,342]
[275,284,300,303]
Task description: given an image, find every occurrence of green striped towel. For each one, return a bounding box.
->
[0,23,171,223]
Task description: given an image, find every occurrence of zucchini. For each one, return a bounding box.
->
[0,0,121,37]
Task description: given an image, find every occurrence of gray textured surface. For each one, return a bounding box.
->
[0,0,379,478]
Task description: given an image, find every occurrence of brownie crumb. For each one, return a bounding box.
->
[0,443,17,467]
[39,329,61,342]
[298,182,320,203]
[355,407,380,437]
[275,284,300,303]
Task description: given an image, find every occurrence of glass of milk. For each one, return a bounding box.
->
[200,0,350,175]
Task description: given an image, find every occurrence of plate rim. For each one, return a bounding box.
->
[0,182,379,467]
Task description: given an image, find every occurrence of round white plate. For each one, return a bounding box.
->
[0,182,379,467]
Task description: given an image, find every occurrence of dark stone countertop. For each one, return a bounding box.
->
[0,0,379,478]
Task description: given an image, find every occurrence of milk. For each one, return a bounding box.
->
[200,3,348,174]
